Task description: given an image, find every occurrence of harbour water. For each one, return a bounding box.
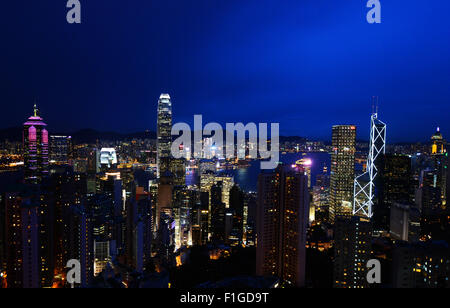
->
[187,152,331,193]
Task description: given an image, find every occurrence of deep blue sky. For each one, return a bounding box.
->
[1,0,449,142]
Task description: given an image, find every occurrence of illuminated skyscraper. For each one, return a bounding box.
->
[430,127,447,206]
[353,112,386,218]
[431,127,445,155]
[157,94,172,178]
[23,104,49,184]
[170,158,186,186]
[330,125,356,222]
[256,165,309,287]
[295,158,312,188]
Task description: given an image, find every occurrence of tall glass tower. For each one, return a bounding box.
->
[329,125,356,223]
[23,104,49,184]
[157,94,172,178]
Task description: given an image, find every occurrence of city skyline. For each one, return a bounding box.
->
[1,0,449,292]
[1,1,450,142]
[0,102,447,145]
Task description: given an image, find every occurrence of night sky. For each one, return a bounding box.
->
[1,0,449,142]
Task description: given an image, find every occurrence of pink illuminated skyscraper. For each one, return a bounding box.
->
[23,104,49,184]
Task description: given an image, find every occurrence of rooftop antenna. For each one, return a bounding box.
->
[33,98,40,117]
[371,96,379,118]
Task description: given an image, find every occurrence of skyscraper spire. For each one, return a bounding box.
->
[33,103,38,117]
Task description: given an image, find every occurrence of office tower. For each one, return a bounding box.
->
[312,185,330,224]
[127,189,152,273]
[375,154,413,231]
[418,169,443,238]
[87,149,100,174]
[39,188,56,287]
[5,191,23,288]
[156,212,176,268]
[157,94,172,178]
[392,241,450,288]
[295,158,312,188]
[173,186,192,250]
[190,192,203,246]
[228,185,245,246]
[214,175,234,208]
[87,194,114,239]
[93,240,111,276]
[431,127,445,155]
[156,172,173,230]
[256,165,309,287]
[99,148,118,171]
[20,199,40,288]
[43,166,78,285]
[244,192,257,247]
[430,127,447,206]
[316,164,330,187]
[149,180,159,233]
[66,204,94,288]
[330,125,356,222]
[390,203,420,242]
[5,188,40,288]
[210,182,226,243]
[50,135,72,164]
[23,104,49,184]
[353,113,386,219]
[333,216,372,288]
[170,158,186,186]
[198,191,210,245]
[313,166,331,224]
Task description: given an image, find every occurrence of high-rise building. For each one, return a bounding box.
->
[256,165,309,287]
[295,158,312,188]
[172,186,192,249]
[431,127,445,156]
[214,175,234,209]
[392,241,450,288]
[390,203,420,242]
[156,172,173,230]
[228,185,245,246]
[50,135,73,164]
[66,204,94,288]
[157,94,172,178]
[418,169,443,238]
[4,186,40,288]
[23,104,49,184]
[375,154,413,231]
[210,182,226,243]
[430,127,447,206]
[333,216,372,288]
[330,125,356,222]
[170,158,186,186]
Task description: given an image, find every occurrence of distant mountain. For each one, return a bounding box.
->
[0,127,314,144]
[0,127,156,143]
[0,127,22,142]
[70,129,156,143]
